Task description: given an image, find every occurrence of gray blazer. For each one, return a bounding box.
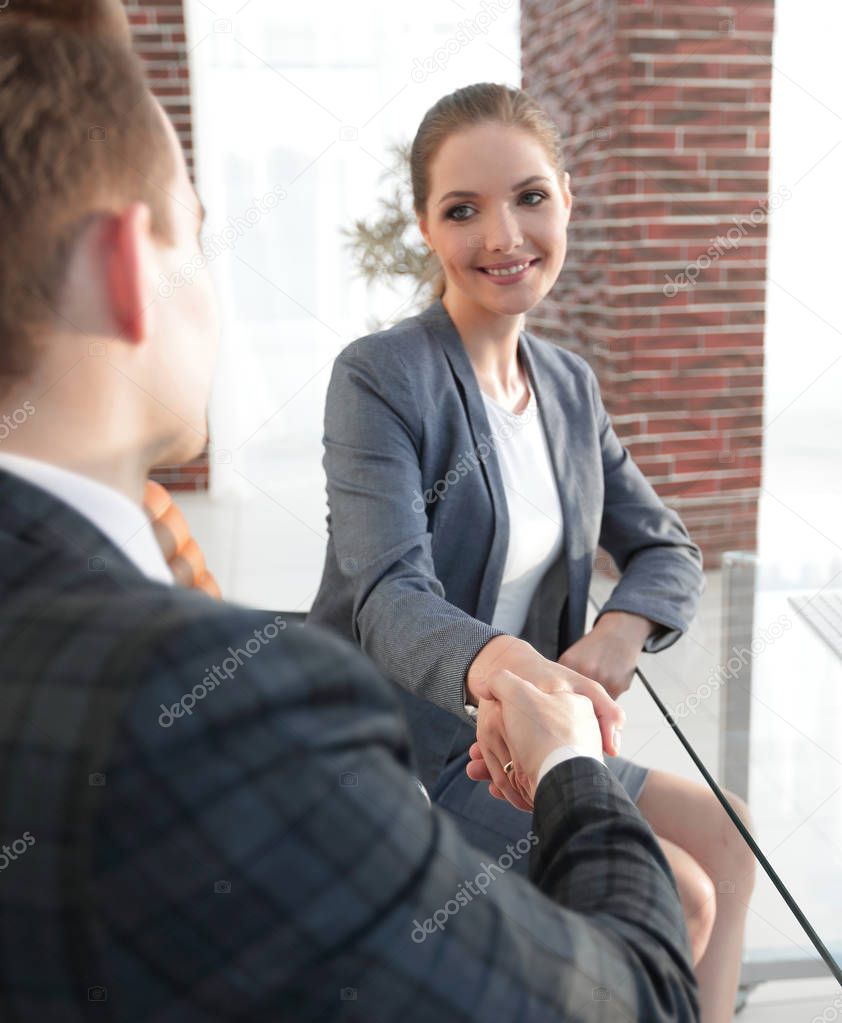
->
[309,299,704,785]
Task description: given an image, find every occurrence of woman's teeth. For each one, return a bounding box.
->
[483,261,532,276]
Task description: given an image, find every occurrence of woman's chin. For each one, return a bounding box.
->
[469,284,543,318]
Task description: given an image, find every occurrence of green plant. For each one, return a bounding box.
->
[343,142,439,313]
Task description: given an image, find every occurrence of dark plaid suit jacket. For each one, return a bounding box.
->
[0,468,699,1022]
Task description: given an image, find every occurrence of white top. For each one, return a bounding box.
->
[0,453,174,585]
[481,390,564,637]
[466,391,603,778]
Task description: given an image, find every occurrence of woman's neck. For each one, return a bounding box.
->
[442,289,529,410]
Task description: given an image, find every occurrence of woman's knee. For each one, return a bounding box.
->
[660,839,716,965]
[638,771,757,897]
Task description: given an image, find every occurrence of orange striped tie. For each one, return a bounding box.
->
[143,480,221,599]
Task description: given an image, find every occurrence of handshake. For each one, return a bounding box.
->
[464,633,628,811]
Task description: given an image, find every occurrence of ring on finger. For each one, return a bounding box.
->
[503,760,514,777]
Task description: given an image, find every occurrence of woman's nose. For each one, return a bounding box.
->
[484,206,524,253]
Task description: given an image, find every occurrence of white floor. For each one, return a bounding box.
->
[176,484,842,1018]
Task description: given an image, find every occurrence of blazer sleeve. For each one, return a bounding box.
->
[95,608,699,1023]
[583,361,705,652]
[321,345,505,722]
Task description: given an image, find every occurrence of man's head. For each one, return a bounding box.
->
[0,1,217,491]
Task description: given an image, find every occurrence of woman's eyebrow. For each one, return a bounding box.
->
[437,175,553,205]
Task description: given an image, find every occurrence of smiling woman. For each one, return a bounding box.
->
[310,81,755,1022]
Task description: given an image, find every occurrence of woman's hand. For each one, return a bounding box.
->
[474,696,533,811]
[467,635,624,757]
[558,611,656,701]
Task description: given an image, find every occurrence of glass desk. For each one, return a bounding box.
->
[633,551,842,992]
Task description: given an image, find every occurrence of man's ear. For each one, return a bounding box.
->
[103,203,152,345]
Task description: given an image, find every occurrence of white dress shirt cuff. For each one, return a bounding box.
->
[536,745,604,788]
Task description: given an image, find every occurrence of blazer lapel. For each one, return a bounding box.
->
[519,334,588,649]
[417,300,509,623]
[517,334,578,540]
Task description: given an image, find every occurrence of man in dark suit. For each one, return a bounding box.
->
[0,3,699,1019]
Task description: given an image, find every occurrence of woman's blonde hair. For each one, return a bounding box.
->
[410,83,566,300]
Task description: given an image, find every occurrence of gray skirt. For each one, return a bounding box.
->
[431,751,650,877]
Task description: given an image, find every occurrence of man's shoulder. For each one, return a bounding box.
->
[86,585,405,760]
[3,557,396,724]
[109,586,392,705]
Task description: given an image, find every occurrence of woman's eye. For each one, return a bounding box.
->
[446,204,475,222]
[520,190,548,206]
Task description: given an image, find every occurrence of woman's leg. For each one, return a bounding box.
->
[656,837,717,966]
[637,770,757,1023]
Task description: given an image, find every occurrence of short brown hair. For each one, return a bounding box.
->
[410,83,566,299]
[0,1,175,378]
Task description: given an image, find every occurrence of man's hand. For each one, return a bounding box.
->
[467,672,603,806]
[467,635,624,756]
[558,611,655,701]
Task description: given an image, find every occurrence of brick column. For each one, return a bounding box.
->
[522,0,774,566]
[125,0,210,491]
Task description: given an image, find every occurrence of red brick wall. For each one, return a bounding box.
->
[522,0,774,566]
[125,0,209,491]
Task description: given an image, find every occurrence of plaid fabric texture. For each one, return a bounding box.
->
[0,469,698,1021]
